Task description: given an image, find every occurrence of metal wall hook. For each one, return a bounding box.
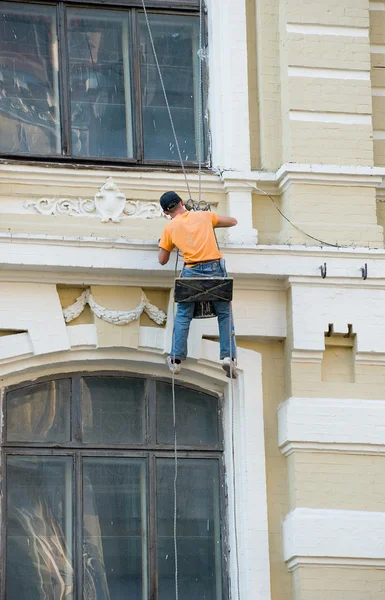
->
[361,263,368,280]
[320,263,327,279]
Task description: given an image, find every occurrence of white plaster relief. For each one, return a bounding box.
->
[288,66,370,80]
[63,288,167,326]
[283,508,385,570]
[25,177,164,222]
[287,23,368,37]
[278,397,385,456]
[289,111,372,125]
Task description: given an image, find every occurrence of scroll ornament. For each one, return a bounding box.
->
[63,289,167,326]
[25,177,165,222]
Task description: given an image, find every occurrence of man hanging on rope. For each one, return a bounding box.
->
[158,191,238,379]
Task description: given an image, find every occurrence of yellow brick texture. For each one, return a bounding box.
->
[286,122,374,166]
[256,0,282,169]
[286,0,369,28]
[293,566,385,600]
[237,339,293,600]
[291,359,385,399]
[277,184,383,247]
[287,34,370,71]
[252,193,283,244]
[289,78,372,115]
[288,452,385,512]
[370,9,385,45]
[246,0,261,169]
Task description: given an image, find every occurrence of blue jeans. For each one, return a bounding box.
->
[171,259,236,360]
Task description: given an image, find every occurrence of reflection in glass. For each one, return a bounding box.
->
[157,459,222,600]
[81,377,145,444]
[83,458,146,600]
[0,3,60,154]
[157,382,218,446]
[6,379,71,443]
[6,456,73,600]
[67,9,133,158]
[139,14,202,162]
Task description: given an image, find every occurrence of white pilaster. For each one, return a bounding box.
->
[207,0,251,171]
[222,181,258,245]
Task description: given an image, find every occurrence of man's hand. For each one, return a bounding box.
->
[214,215,238,228]
[158,248,171,265]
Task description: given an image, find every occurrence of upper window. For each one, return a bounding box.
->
[2,374,226,600]
[0,0,205,164]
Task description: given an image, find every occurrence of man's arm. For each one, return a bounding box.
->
[214,215,238,228]
[158,248,171,265]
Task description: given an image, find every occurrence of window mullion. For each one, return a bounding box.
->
[149,453,158,600]
[132,8,144,162]
[75,451,83,600]
[57,2,72,156]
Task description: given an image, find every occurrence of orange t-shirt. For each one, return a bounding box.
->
[159,211,222,264]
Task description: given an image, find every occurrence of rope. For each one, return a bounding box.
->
[229,302,241,599]
[141,0,193,200]
[171,250,180,600]
[197,0,204,203]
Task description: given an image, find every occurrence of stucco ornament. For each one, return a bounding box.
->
[63,288,167,326]
[94,177,127,222]
[25,177,164,222]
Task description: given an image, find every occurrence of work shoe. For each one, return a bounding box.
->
[221,357,237,379]
[166,356,182,375]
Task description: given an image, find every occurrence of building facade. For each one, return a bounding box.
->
[0,0,385,598]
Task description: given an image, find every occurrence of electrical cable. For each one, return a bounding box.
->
[243,182,345,248]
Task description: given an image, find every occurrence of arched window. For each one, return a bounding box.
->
[2,374,226,599]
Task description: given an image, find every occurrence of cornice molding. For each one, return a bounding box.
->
[280,441,385,458]
[2,163,385,198]
[286,556,385,572]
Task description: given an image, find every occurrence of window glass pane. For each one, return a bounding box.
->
[6,456,73,600]
[139,14,202,162]
[83,457,147,599]
[6,379,71,443]
[68,8,133,158]
[156,382,219,446]
[81,377,145,444]
[0,3,60,155]
[157,458,222,600]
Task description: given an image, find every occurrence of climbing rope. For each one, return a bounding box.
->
[141,0,193,200]
[141,2,240,597]
[229,298,241,600]
[197,0,204,203]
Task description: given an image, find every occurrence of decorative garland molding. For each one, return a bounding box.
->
[25,177,165,222]
[63,288,167,326]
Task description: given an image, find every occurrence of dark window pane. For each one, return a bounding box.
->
[6,379,71,443]
[81,377,145,444]
[139,13,203,162]
[156,382,219,446]
[83,458,147,600]
[68,8,133,159]
[6,456,73,600]
[0,3,60,154]
[157,459,222,600]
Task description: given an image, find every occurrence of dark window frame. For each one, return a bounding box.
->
[0,372,228,600]
[0,0,208,167]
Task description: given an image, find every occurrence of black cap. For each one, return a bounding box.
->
[160,191,182,211]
